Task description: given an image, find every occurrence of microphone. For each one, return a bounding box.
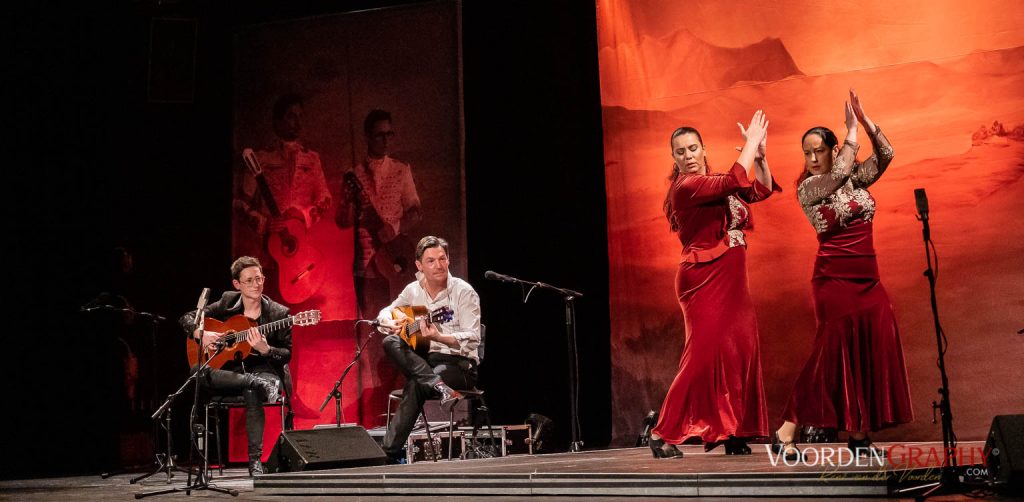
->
[914,188,929,219]
[484,270,517,283]
[196,287,211,311]
[194,287,211,342]
[360,319,382,327]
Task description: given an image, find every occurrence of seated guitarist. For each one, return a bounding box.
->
[376,236,481,464]
[178,256,289,477]
[336,109,422,319]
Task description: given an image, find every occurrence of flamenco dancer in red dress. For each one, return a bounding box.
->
[650,110,781,458]
[773,90,913,462]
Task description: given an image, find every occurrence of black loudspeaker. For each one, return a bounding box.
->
[265,426,387,473]
[985,414,1024,492]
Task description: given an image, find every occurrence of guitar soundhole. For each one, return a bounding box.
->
[281,233,297,256]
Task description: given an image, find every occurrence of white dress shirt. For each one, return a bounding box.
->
[376,272,481,364]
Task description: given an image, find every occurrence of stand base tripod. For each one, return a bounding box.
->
[135,479,239,499]
[128,453,193,484]
[128,403,192,484]
[134,419,238,498]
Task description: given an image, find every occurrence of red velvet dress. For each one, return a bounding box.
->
[782,130,914,432]
[653,162,780,444]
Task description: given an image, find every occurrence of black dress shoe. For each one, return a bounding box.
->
[771,432,801,462]
[724,437,752,455]
[703,440,722,453]
[248,459,265,476]
[848,436,886,458]
[649,437,683,459]
[433,382,463,413]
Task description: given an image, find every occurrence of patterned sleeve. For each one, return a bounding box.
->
[400,163,421,211]
[232,167,266,234]
[851,127,894,188]
[797,141,858,207]
[307,152,332,228]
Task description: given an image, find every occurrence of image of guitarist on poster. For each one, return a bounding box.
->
[336,109,422,320]
[233,93,333,306]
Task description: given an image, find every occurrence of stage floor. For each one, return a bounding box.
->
[255,440,1001,498]
[2,440,1014,501]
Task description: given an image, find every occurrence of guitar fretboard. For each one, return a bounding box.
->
[221,316,295,345]
[407,318,426,336]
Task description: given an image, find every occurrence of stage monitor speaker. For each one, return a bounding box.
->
[265,426,387,473]
[985,414,1024,492]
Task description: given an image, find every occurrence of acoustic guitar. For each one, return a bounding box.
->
[342,171,418,296]
[186,310,321,369]
[242,148,325,304]
[391,305,454,356]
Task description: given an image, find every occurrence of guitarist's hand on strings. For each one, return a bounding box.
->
[195,330,224,353]
[377,310,405,334]
[246,327,271,355]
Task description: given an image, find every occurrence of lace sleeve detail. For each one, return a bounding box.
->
[797,141,857,206]
[852,127,894,188]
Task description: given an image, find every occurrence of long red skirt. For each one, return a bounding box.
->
[653,246,768,444]
[782,221,913,432]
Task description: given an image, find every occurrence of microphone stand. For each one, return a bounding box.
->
[82,307,171,481]
[136,291,238,498]
[319,320,378,426]
[896,207,965,501]
[489,272,585,453]
[135,346,237,497]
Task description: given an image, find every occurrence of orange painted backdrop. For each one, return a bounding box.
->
[598,0,1024,445]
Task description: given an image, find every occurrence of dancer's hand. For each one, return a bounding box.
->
[849,88,877,135]
[736,120,768,160]
[845,100,858,134]
[744,109,769,149]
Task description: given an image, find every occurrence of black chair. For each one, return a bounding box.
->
[204,364,293,475]
[385,324,494,461]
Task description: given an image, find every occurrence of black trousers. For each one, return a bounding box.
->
[191,364,281,461]
[380,334,476,456]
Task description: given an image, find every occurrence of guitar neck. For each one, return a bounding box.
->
[344,172,388,234]
[223,316,294,345]
[254,175,281,217]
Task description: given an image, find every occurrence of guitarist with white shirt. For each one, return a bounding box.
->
[375,236,481,464]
